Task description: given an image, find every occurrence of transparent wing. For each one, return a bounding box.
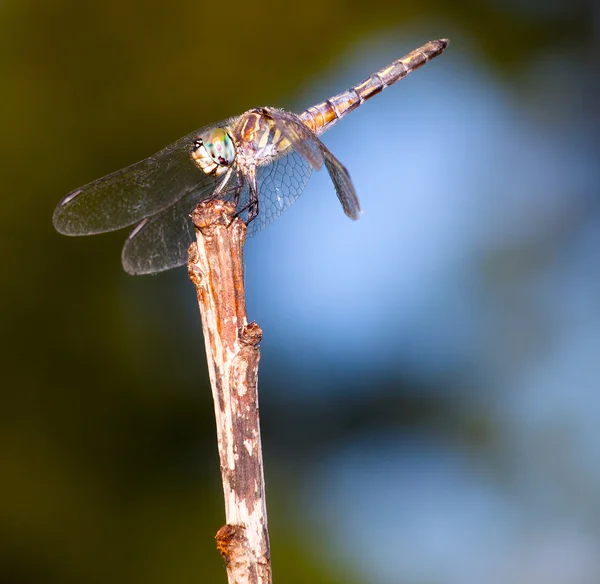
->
[121,180,217,275]
[262,107,361,220]
[236,150,313,237]
[321,150,361,220]
[257,107,324,171]
[52,119,230,235]
[122,150,313,275]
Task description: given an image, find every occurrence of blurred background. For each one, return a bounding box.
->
[1,1,599,583]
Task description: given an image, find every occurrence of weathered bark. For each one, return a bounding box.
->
[188,199,270,584]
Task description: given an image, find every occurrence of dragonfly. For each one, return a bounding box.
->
[53,39,448,275]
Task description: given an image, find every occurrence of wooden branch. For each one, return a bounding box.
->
[187,199,271,584]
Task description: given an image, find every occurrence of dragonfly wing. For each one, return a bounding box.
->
[53,120,230,236]
[321,150,361,220]
[234,149,313,238]
[262,108,361,220]
[259,107,323,170]
[121,180,221,275]
[121,144,344,274]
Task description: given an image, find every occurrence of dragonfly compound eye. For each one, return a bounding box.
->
[200,128,236,167]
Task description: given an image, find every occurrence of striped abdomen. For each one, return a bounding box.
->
[299,39,448,135]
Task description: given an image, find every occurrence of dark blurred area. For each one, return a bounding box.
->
[1,1,598,583]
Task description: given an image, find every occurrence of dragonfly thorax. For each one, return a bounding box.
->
[191,127,236,177]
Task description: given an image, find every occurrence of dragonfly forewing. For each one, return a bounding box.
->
[52,121,230,236]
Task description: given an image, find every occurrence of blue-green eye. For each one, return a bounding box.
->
[200,128,236,166]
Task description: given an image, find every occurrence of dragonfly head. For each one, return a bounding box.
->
[191,128,236,177]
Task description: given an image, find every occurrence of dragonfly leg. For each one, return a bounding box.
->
[247,170,259,222]
[247,199,259,223]
[209,182,243,200]
[229,168,259,224]
[235,173,259,223]
[209,168,234,199]
[232,197,258,223]
[206,170,244,204]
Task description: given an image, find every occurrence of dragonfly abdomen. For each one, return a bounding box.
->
[300,39,448,136]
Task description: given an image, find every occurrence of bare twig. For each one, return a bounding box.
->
[187,199,271,584]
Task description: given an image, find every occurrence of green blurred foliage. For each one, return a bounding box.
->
[0,0,590,582]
